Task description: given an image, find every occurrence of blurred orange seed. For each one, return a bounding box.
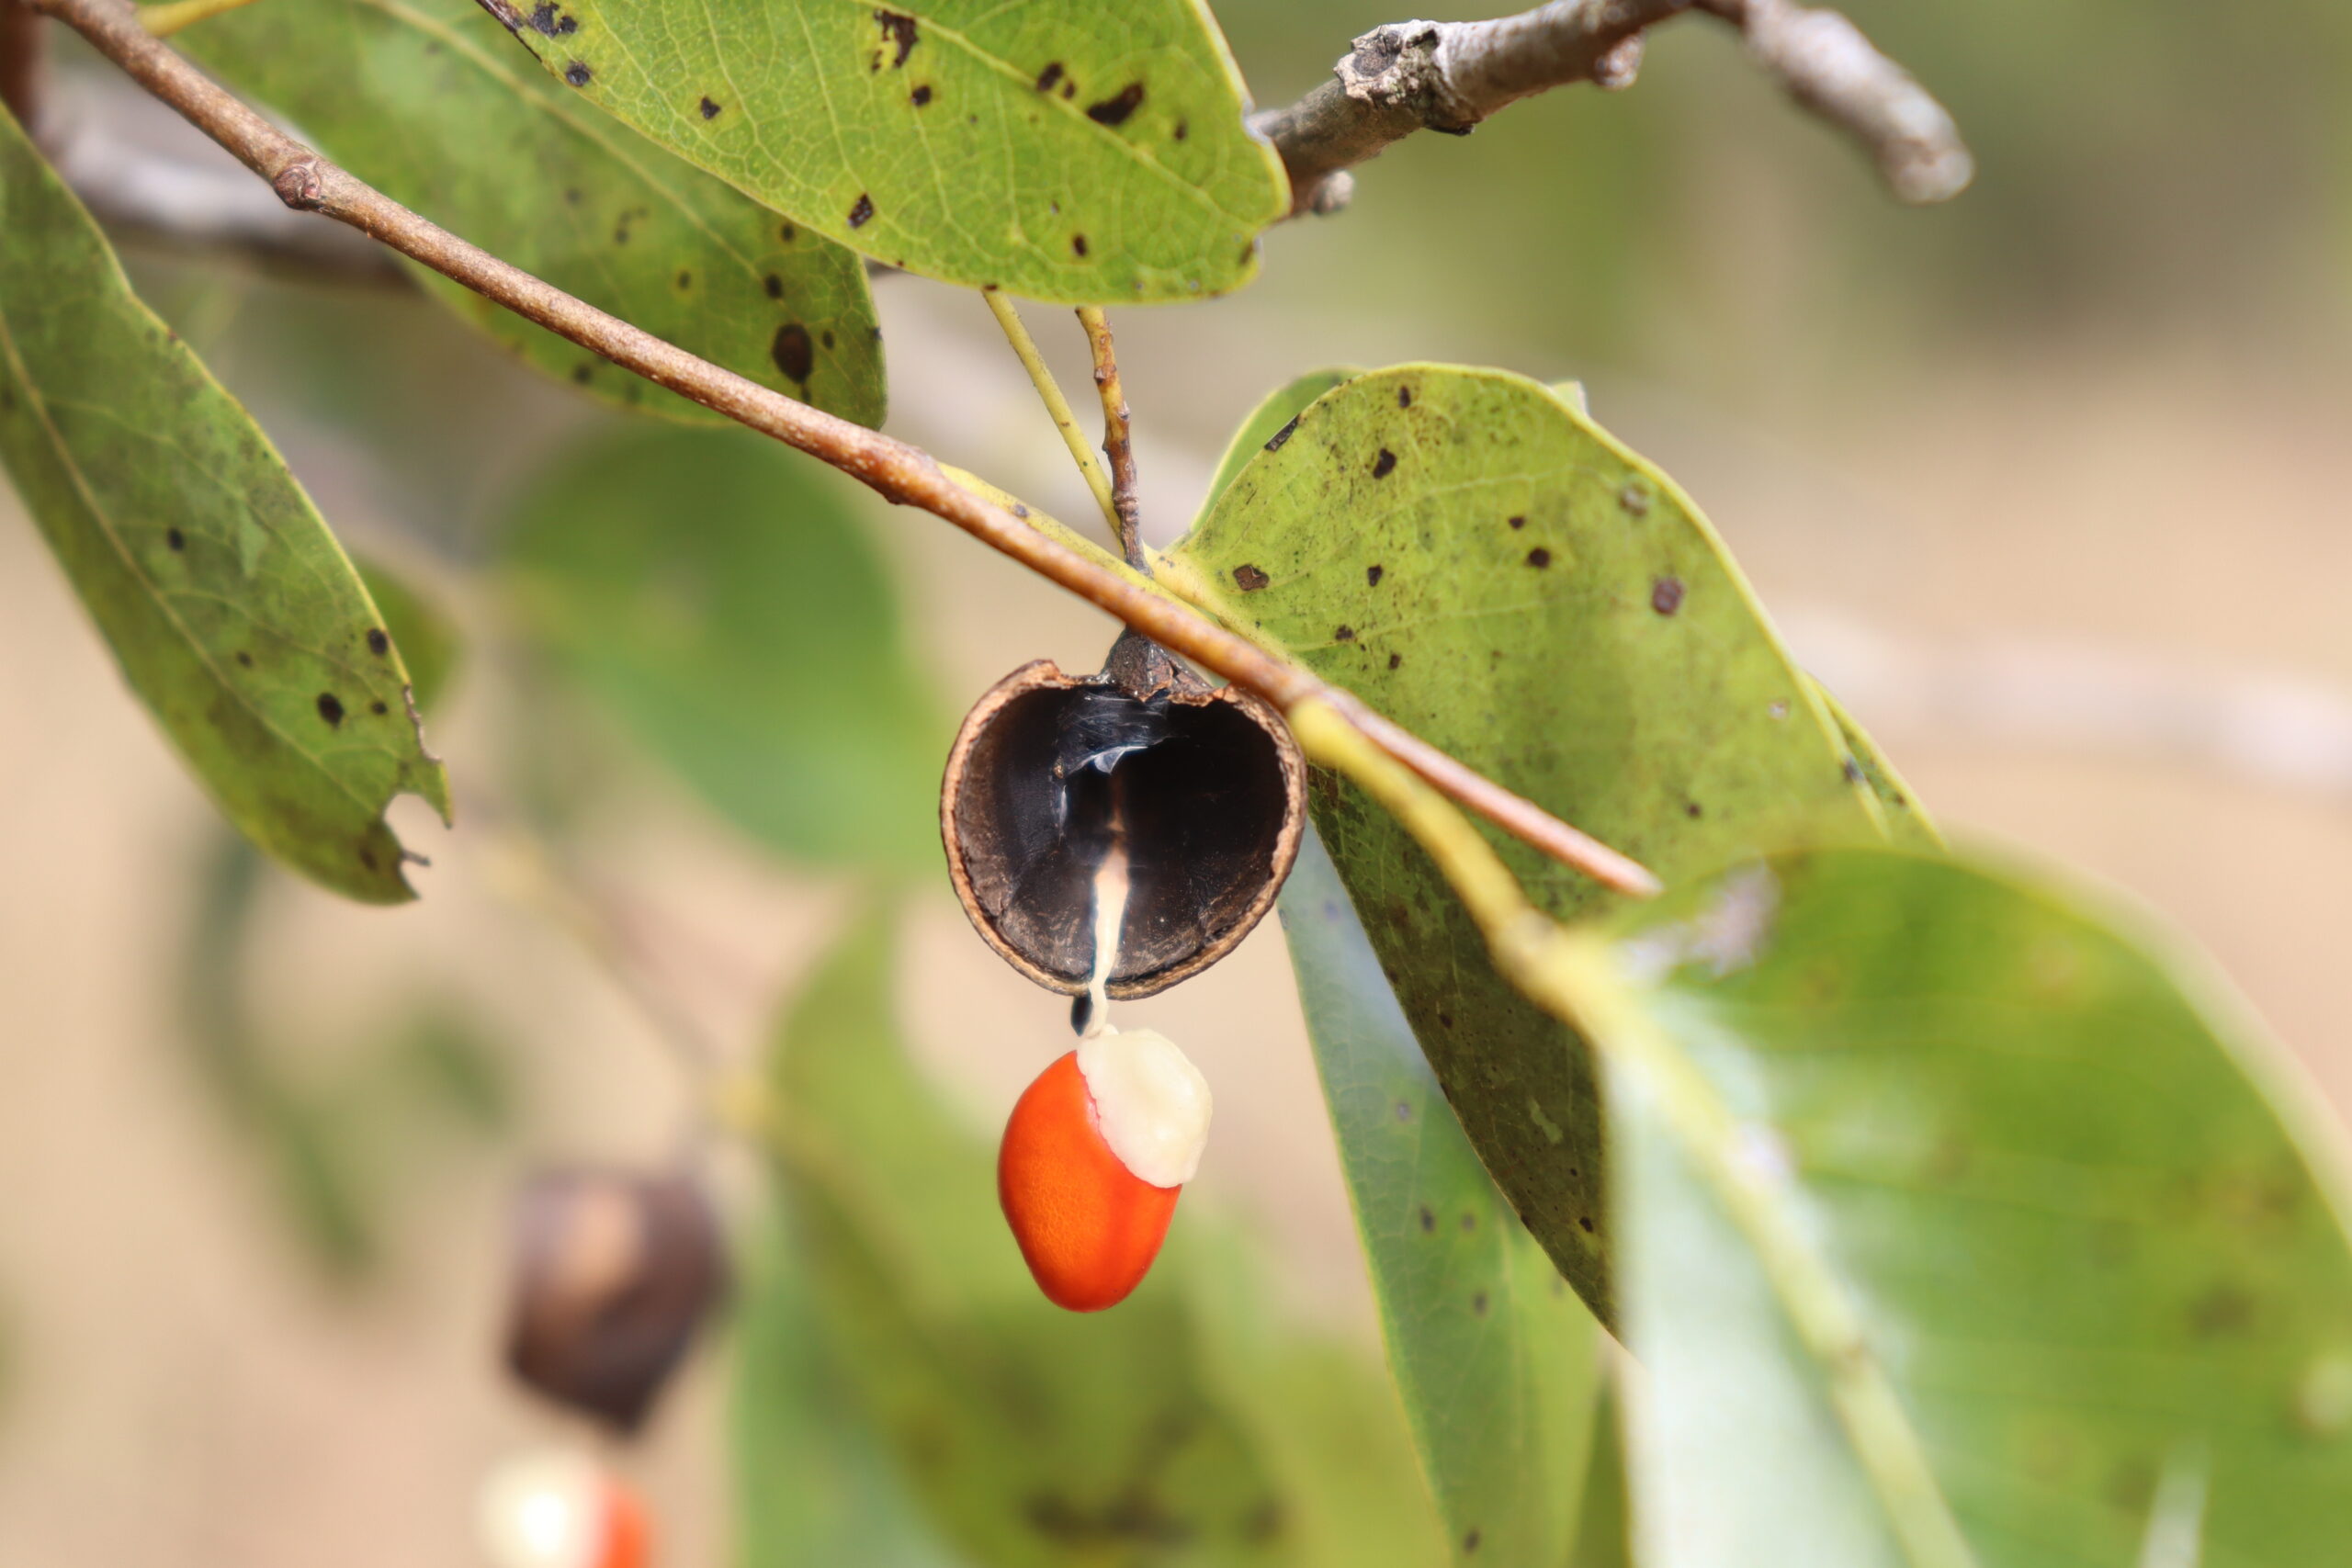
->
[478,1450,654,1568]
[599,1480,651,1568]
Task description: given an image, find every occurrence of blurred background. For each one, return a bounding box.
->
[2,0,2350,1562]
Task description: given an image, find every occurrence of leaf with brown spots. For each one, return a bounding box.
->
[181,0,883,426]
[353,555,462,716]
[1811,678,1939,852]
[1280,830,1603,1567]
[486,0,1286,302]
[0,110,449,904]
[1589,847,2352,1567]
[1162,365,1910,1322]
[1203,367,1363,507]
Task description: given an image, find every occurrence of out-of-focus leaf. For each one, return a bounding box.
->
[353,555,461,716]
[499,424,940,871]
[1202,368,1361,509]
[485,0,1286,302]
[733,1212,968,1568]
[182,0,885,426]
[1178,1227,1450,1568]
[1578,846,2352,1568]
[759,906,1435,1567]
[1570,1372,1630,1568]
[261,1095,381,1276]
[0,107,450,903]
[385,1010,513,1131]
[180,829,510,1278]
[1812,680,1940,852]
[1277,828,1600,1565]
[1161,364,1903,1324]
[182,832,379,1274]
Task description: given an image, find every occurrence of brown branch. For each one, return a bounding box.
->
[29,0,1661,900]
[1,0,45,131]
[1075,307,1143,571]
[1254,0,1971,215]
[1696,0,1973,205]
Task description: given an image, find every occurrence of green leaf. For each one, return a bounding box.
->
[1277,827,1601,1565]
[483,0,1287,302]
[732,1209,968,1568]
[1178,1231,1451,1568]
[0,107,450,903]
[1162,363,1900,1323]
[760,905,1438,1567]
[1569,1373,1631,1568]
[1813,679,1940,852]
[179,829,511,1277]
[180,830,383,1274]
[353,555,461,716]
[179,0,884,426]
[1203,367,1362,509]
[1587,847,2352,1568]
[383,1010,513,1131]
[498,423,940,870]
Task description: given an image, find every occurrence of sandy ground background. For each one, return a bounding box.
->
[3,11,2351,1564]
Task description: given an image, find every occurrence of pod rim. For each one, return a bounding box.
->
[939,655,1306,999]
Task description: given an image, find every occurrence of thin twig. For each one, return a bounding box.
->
[30,0,1660,899]
[1075,306,1143,570]
[138,0,260,35]
[1253,0,1970,215]
[979,289,1121,537]
[1,0,44,130]
[1285,699,1975,1568]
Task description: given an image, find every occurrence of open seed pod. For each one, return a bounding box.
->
[503,1168,727,1433]
[942,630,1306,1001]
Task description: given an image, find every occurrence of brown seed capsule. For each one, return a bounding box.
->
[503,1168,727,1432]
[942,629,1306,1002]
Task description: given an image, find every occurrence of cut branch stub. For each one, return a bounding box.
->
[503,1168,728,1433]
[942,630,1306,1001]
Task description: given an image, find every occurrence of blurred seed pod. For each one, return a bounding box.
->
[942,629,1306,1000]
[503,1168,726,1432]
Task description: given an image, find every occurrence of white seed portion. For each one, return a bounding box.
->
[478,1449,603,1568]
[1076,1026,1212,1189]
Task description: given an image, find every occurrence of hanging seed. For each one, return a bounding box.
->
[999,1027,1209,1312]
[477,1449,652,1568]
[503,1168,727,1432]
[941,629,1306,999]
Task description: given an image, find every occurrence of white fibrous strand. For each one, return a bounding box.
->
[1081,834,1130,1039]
